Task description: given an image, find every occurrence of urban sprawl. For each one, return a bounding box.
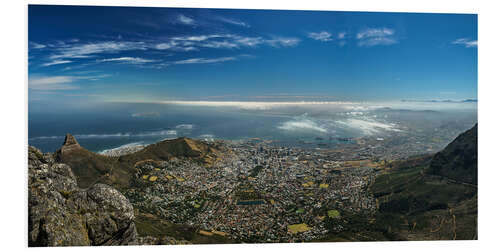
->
[119,131,455,243]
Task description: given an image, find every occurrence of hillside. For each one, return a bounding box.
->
[54,134,224,189]
[55,134,120,188]
[429,123,478,185]
[119,137,222,166]
[368,124,478,240]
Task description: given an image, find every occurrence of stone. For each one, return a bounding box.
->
[28,146,137,246]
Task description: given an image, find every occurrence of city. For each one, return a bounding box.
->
[121,135,431,243]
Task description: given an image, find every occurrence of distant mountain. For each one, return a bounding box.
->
[375,107,439,113]
[400,99,477,103]
[54,134,224,189]
[459,99,476,102]
[429,123,477,185]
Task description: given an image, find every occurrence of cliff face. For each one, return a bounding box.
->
[429,123,478,185]
[28,146,137,246]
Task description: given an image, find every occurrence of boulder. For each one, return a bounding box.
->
[28,146,137,246]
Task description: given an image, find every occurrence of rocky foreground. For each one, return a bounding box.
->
[28,146,138,246]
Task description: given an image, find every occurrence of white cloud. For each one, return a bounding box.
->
[128,100,361,111]
[308,31,333,42]
[40,34,293,58]
[175,124,194,129]
[135,130,177,137]
[201,40,240,49]
[29,41,46,49]
[35,34,300,69]
[28,76,77,90]
[452,38,477,48]
[162,34,299,50]
[99,57,157,64]
[173,57,237,65]
[358,37,397,47]
[357,28,394,39]
[233,36,263,47]
[154,41,174,50]
[278,117,328,133]
[155,40,198,51]
[357,28,397,47]
[172,35,225,42]
[335,118,401,135]
[50,41,147,60]
[217,17,250,27]
[266,37,300,47]
[29,74,110,91]
[42,60,72,67]
[178,14,195,25]
[338,32,347,39]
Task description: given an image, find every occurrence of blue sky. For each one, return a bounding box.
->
[28,5,477,104]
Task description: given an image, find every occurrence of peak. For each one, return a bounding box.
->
[63,133,80,147]
[179,137,193,142]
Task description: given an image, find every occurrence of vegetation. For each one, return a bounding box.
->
[288,223,311,234]
[429,124,478,185]
[249,165,263,177]
[327,210,340,219]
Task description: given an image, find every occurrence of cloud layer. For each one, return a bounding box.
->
[30,33,301,71]
[278,117,328,133]
[143,100,361,110]
[356,28,397,47]
[29,74,110,90]
[335,118,401,135]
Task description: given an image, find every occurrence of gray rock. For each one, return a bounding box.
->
[28,146,137,246]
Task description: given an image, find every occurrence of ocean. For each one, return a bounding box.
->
[28,101,478,153]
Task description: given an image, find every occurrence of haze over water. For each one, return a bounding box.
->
[28,100,477,153]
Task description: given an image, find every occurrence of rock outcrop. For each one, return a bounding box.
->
[60,133,81,152]
[55,134,118,188]
[28,146,137,246]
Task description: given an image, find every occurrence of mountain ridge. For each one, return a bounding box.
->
[54,134,223,188]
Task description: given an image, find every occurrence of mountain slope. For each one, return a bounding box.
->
[368,124,478,240]
[55,134,119,188]
[54,134,223,189]
[429,123,478,185]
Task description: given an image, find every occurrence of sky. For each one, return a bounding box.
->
[28,5,477,106]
